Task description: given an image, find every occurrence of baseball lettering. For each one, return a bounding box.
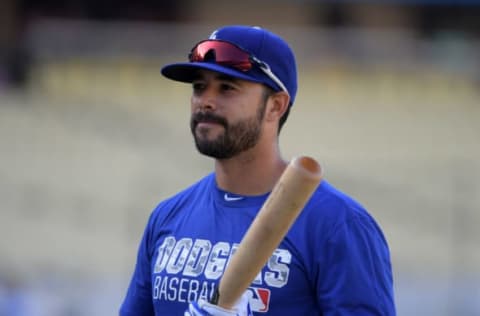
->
[152,236,292,304]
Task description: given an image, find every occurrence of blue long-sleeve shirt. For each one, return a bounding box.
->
[120,173,395,315]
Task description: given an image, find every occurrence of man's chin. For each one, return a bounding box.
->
[196,147,229,160]
[194,139,233,159]
[195,127,224,142]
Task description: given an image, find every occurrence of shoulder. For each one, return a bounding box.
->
[296,179,386,243]
[305,180,368,222]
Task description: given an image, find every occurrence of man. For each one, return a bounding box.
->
[120,25,396,316]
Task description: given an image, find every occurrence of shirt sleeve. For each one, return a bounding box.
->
[316,212,396,315]
[119,216,155,316]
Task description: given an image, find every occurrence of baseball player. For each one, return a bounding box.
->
[119,25,396,315]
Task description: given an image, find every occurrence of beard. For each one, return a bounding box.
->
[190,102,267,159]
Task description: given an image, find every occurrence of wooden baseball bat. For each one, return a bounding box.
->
[214,156,323,309]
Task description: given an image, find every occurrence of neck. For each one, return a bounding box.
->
[214,142,288,195]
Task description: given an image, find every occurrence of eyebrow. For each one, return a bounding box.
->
[216,74,238,82]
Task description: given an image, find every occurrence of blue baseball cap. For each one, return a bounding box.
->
[161,25,298,105]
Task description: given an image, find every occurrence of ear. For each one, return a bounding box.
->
[265,91,290,123]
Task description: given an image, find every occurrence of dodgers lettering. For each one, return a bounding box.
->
[152,236,292,303]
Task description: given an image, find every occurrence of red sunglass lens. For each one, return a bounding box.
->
[190,41,252,71]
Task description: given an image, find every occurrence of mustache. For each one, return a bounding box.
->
[191,111,228,128]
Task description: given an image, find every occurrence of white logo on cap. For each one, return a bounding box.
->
[209,30,218,39]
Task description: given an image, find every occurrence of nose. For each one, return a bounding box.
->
[191,86,217,112]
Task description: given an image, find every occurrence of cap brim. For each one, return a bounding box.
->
[161,62,263,84]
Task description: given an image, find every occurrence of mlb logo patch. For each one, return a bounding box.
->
[247,287,270,313]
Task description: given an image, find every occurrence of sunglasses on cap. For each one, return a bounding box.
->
[189,40,289,96]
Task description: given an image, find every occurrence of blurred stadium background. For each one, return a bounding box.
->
[1,1,479,315]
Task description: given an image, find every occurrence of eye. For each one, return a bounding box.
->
[192,82,205,93]
[220,83,235,92]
